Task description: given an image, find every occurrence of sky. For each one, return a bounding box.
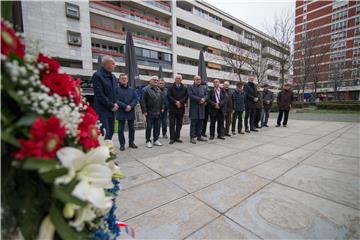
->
[204,0,295,34]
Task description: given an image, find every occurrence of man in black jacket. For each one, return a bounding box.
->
[231,82,245,134]
[159,79,169,139]
[244,74,259,133]
[141,76,164,148]
[167,74,188,144]
[92,55,118,140]
[223,81,233,137]
[262,84,274,127]
[208,79,226,140]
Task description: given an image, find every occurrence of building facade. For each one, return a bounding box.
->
[294,0,360,101]
[19,0,290,96]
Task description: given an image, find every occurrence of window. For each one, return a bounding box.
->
[142,49,150,58]
[354,38,360,47]
[355,27,360,36]
[67,31,81,46]
[135,47,142,56]
[332,10,348,20]
[357,5,360,14]
[331,40,346,50]
[331,20,347,31]
[162,53,171,62]
[65,2,80,19]
[354,48,360,57]
[150,50,158,59]
[331,31,346,41]
[56,58,83,68]
[333,0,348,11]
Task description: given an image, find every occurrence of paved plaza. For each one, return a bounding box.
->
[115,118,360,239]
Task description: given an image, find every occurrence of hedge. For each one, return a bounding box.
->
[317,103,360,111]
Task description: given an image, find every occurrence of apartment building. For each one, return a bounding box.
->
[18,0,290,96]
[294,0,360,100]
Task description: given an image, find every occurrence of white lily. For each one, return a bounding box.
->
[98,131,116,155]
[69,205,97,231]
[55,146,113,210]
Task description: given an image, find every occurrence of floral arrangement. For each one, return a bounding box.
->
[1,20,127,239]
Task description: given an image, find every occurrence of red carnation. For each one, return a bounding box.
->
[1,21,25,58]
[78,106,100,151]
[42,73,75,97]
[13,116,66,160]
[37,53,60,76]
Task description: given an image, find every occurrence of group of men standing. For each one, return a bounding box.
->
[92,56,294,151]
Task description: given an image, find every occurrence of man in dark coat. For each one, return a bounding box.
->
[262,84,274,127]
[208,79,226,140]
[244,74,259,132]
[116,73,138,151]
[201,85,210,138]
[92,55,118,140]
[159,79,169,139]
[188,75,208,144]
[141,76,164,148]
[276,83,294,127]
[231,82,245,134]
[254,84,264,128]
[167,74,188,144]
[223,81,233,137]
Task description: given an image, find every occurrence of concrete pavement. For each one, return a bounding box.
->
[114,118,360,239]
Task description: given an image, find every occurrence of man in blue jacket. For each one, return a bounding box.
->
[116,73,138,151]
[92,55,118,140]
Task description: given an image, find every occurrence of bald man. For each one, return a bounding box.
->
[92,55,118,140]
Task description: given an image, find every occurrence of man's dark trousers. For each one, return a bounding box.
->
[160,110,168,136]
[201,105,209,136]
[99,114,115,140]
[169,112,183,141]
[232,111,243,133]
[146,115,160,142]
[244,107,256,130]
[277,110,289,126]
[210,110,224,137]
[190,119,203,139]
[118,120,135,146]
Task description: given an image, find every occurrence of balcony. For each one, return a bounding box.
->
[90,1,171,32]
[90,24,171,50]
[262,47,284,60]
[92,48,172,70]
[146,1,171,12]
[92,48,125,63]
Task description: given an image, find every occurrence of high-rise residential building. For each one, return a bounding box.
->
[17,0,290,98]
[294,0,360,101]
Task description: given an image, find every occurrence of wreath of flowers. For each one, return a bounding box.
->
[1,20,128,239]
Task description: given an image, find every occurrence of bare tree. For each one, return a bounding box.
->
[265,11,293,87]
[218,36,252,82]
[295,30,328,101]
[247,41,270,85]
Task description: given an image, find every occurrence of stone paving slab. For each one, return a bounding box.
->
[215,150,275,171]
[117,178,187,220]
[139,150,209,176]
[248,158,298,180]
[279,148,315,163]
[185,216,260,239]
[126,195,220,239]
[168,162,238,193]
[302,151,360,176]
[118,161,161,190]
[321,143,360,158]
[276,164,360,209]
[193,172,269,213]
[226,183,360,239]
[182,143,240,161]
[248,143,294,156]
